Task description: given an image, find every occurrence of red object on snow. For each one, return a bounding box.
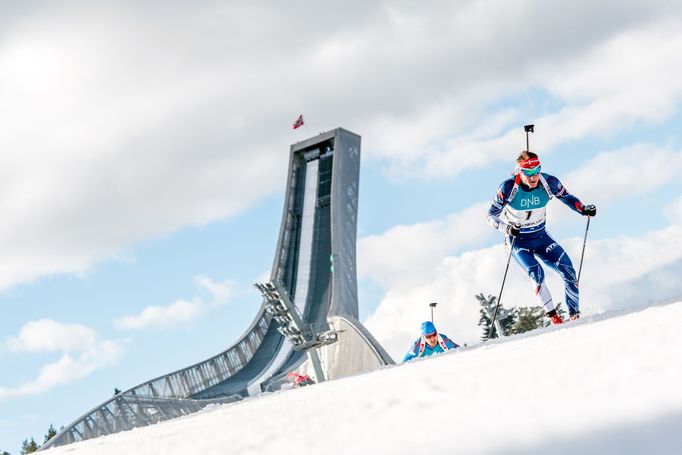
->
[287,372,314,387]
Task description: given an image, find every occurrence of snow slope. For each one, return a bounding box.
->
[44,301,682,455]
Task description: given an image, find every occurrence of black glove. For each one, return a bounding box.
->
[581,204,597,217]
[506,223,521,237]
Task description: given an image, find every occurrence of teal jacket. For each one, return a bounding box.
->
[403,334,459,362]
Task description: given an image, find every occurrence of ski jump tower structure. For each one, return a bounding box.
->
[43,128,394,449]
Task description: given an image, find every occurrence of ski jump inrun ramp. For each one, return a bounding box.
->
[42,128,394,449]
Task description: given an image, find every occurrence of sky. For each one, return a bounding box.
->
[1,0,682,452]
[43,301,682,454]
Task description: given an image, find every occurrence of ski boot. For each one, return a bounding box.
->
[569,312,580,321]
[546,309,564,325]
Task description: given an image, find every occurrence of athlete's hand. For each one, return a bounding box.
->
[506,223,521,237]
[581,204,597,217]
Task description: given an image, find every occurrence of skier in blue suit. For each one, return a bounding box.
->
[487,151,596,324]
[403,321,459,362]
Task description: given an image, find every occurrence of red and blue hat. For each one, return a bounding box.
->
[518,157,541,176]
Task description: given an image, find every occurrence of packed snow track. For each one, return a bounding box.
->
[44,301,682,454]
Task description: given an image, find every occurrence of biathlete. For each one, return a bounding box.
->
[486,151,596,324]
[403,321,459,362]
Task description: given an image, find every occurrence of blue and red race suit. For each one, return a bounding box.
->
[403,333,459,362]
[487,173,586,316]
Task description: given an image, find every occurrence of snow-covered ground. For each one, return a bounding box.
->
[45,301,682,454]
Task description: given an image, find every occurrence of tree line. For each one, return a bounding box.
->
[1,424,58,455]
[476,292,566,340]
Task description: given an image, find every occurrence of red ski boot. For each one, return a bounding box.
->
[547,309,564,325]
[569,312,581,321]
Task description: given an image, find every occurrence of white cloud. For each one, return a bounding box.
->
[546,144,682,226]
[194,275,236,306]
[0,1,681,292]
[113,276,237,331]
[4,319,96,353]
[561,144,682,204]
[113,298,205,331]
[400,21,682,178]
[358,203,494,288]
[0,320,123,400]
[665,195,682,221]
[254,270,272,285]
[0,341,122,401]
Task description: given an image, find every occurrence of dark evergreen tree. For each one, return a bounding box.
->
[501,306,518,335]
[20,438,38,454]
[43,425,57,445]
[476,293,517,340]
[1,449,11,455]
[508,302,569,333]
[509,306,545,334]
[478,294,494,340]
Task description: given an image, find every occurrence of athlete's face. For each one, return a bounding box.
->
[518,158,542,188]
[521,172,540,188]
[424,332,438,347]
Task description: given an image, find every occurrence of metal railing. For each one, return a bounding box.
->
[125,316,270,399]
[46,394,241,447]
[41,315,271,449]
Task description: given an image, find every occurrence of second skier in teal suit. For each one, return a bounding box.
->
[403,321,459,362]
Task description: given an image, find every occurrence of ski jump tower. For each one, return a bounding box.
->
[43,128,394,449]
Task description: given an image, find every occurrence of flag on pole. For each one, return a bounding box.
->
[293,114,304,130]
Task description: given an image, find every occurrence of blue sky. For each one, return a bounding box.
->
[2,1,682,452]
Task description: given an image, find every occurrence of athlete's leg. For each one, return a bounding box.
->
[510,243,555,313]
[536,234,580,315]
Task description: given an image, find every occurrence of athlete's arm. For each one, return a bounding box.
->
[441,335,460,350]
[402,341,419,362]
[487,180,514,233]
[545,174,584,214]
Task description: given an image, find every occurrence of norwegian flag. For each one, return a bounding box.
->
[292,114,304,130]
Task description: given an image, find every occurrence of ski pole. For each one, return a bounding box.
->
[577,217,591,285]
[488,237,516,340]
[488,123,531,340]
